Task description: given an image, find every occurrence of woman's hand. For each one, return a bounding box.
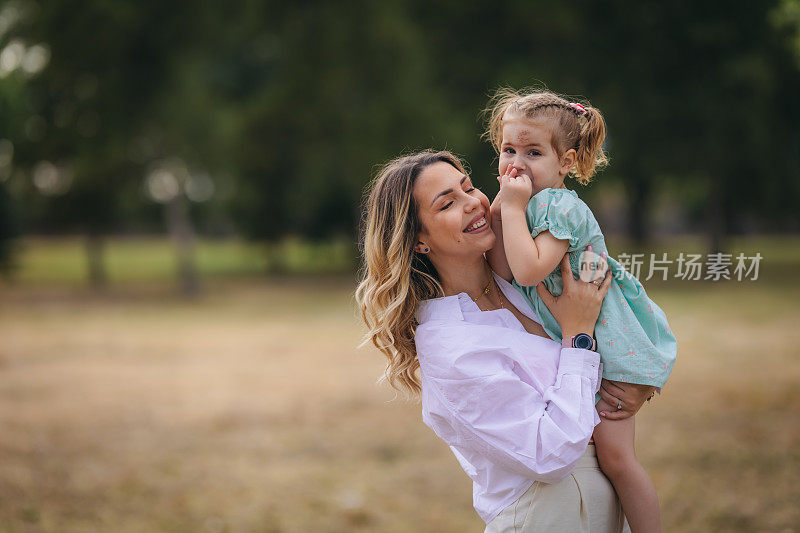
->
[578,245,608,284]
[597,380,657,420]
[536,252,611,339]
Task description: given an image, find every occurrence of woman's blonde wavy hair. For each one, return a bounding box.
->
[483,87,608,185]
[355,150,466,397]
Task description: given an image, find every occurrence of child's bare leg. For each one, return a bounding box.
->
[594,398,661,533]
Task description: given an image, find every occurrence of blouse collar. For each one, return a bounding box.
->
[416,271,539,325]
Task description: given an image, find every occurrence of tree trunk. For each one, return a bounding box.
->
[625,165,651,247]
[85,232,107,288]
[165,195,200,297]
[707,175,726,255]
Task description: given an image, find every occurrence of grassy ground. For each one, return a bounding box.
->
[6,236,355,285]
[0,237,799,532]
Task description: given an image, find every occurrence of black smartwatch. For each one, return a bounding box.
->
[561,333,597,351]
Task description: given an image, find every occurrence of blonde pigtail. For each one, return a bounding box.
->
[574,105,608,184]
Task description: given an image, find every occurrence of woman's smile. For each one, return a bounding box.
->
[464,213,488,233]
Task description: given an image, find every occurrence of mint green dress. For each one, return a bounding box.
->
[513,188,677,388]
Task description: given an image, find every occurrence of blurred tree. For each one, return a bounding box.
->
[228,0,800,251]
[229,0,459,250]
[1,0,798,280]
[2,0,234,293]
[0,180,15,273]
[2,0,178,286]
[578,0,800,250]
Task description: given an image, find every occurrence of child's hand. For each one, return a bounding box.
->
[498,164,533,211]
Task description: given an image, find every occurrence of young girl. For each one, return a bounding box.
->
[485,88,678,532]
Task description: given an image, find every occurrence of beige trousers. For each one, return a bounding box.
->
[485,445,630,533]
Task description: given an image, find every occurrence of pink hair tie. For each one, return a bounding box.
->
[568,102,586,114]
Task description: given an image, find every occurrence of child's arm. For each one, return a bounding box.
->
[486,176,514,282]
[499,170,569,287]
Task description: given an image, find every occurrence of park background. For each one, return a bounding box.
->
[1,0,799,531]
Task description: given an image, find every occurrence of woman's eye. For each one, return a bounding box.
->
[440,201,454,211]
[467,187,476,192]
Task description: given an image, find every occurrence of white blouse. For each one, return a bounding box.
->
[414,272,603,524]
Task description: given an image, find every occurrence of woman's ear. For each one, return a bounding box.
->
[414,242,430,254]
[560,149,577,176]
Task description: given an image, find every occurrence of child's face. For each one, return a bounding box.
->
[498,119,568,195]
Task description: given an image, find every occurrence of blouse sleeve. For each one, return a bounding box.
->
[416,322,602,483]
[525,188,595,251]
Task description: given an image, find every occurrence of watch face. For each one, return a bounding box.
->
[573,333,594,350]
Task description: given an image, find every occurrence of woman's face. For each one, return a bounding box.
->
[413,161,494,261]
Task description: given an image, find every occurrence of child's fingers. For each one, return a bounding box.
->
[512,171,531,189]
[499,173,518,188]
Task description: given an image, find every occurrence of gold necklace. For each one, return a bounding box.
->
[471,279,491,302]
[474,278,506,312]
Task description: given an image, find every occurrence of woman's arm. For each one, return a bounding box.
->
[422,340,602,483]
[419,255,613,482]
[486,187,514,281]
[499,169,568,286]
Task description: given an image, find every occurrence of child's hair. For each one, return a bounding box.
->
[483,87,608,185]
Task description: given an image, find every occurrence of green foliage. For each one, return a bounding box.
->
[0,0,798,267]
[13,236,354,285]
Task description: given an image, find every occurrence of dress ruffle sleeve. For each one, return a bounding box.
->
[525,188,595,251]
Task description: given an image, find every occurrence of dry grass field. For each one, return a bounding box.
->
[1,240,799,532]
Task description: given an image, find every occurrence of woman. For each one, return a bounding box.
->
[356,150,655,532]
